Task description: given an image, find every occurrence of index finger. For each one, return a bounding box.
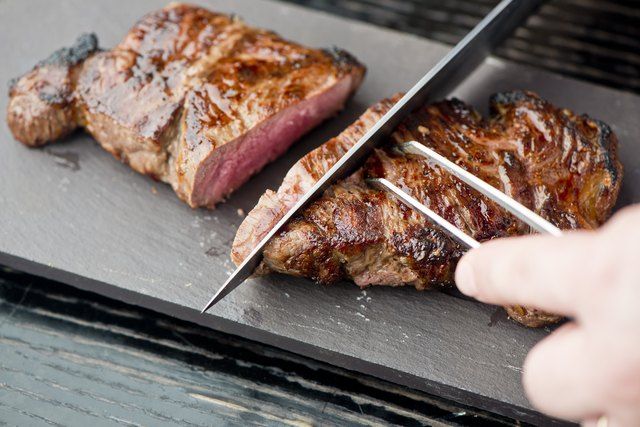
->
[455,231,601,317]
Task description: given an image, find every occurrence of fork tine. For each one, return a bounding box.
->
[367,178,480,249]
[368,141,563,251]
[398,141,563,237]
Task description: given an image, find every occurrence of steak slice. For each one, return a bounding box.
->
[232,96,395,266]
[232,91,623,327]
[6,3,365,208]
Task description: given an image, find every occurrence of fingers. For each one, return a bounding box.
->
[582,416,631,427]
[523,323,603,421]
[604,204,640,232]
[581,417,605,427]
[455,231,601,316]
[581,418,598,427]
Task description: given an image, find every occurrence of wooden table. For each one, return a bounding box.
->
[2,1,638,425]
[0,267,518,426]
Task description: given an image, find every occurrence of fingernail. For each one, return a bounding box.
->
[455,259,477,297]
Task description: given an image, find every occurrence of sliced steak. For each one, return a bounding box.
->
[6,3,365,208]
[233,91,623,327]
[232,96,397,265]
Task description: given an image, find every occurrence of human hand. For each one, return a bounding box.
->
[455,205,640,426]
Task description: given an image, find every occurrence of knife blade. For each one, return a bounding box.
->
[201,0,544,313]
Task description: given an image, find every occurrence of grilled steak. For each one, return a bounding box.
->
[6,4,365,208]
[232,91,623,327]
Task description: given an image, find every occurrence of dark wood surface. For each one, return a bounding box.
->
[1,1,639,425]
[0,267,523,426]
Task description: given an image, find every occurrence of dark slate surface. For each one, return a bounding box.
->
[1,0,638,424]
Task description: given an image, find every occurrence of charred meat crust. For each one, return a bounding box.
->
[36,33,100,106]
[506,305,563,328]
[322,46,365,74]
[589,118,619,182]
[243,91,623,328]
[37,33,99,68]
[7,33,99,96]
[7,77,19,94]
[6,34,102,146]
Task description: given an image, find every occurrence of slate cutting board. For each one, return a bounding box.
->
[2,0,639,424]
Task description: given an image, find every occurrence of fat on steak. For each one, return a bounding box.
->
[6,3,365,208]
[232,91,623,327]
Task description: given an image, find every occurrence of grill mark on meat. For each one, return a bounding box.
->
[6,3,365,208]
[233,91,623,327]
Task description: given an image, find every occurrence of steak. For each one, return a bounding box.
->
[232,91,623,327]
[6,3,365,208]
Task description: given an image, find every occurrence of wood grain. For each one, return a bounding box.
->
[0,269,521,426]
[1,0,638,425]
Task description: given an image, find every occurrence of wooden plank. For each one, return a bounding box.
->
[1,0,638,424]
[0,271,519,426]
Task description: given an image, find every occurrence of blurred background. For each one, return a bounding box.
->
[284,0,640,93]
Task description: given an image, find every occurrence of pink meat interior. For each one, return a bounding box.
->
[191,76,355,207]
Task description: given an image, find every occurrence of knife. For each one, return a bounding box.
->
[201,0,544,313]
